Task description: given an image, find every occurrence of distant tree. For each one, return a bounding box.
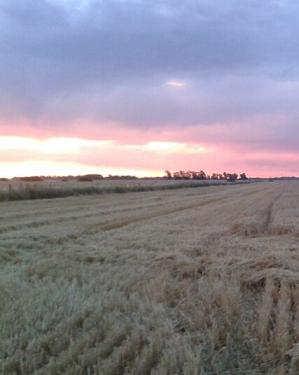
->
[173,171,181,180]
[179,171,188,179]
[166,169,245,182]
[165,170,172,179]
[184,171,192,179]
[78,176,93,182]
[189,170,207,180]
[239,173,248,180]
[172,170,192,179]
[20,176,43,182]
[198,170,206,180]
[227,173,238,182]
[78,174,103,182]
[106,175,137,180]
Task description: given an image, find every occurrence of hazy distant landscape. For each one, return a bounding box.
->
[1,181,299,374]
[0,171,253,201]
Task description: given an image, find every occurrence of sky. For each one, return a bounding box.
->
[1,0,299,178]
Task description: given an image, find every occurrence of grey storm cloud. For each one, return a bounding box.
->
[1,0,299,151]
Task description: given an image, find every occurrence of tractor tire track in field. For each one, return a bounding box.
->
[262,191,283,233]
[48,186,275,244]
[0,196,203,235]
[87,197,226,233]
[1,195,227,248]
[70,186,273,236]
[53,196,227,244]
[231,190,287,238]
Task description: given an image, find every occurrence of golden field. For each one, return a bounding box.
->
[1,181,299,374]
[0,179,235,201]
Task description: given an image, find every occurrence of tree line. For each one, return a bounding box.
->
[164,170,248,181]
[4,172,248,182]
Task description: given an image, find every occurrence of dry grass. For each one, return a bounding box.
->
[1,181,299,374]
[0,179,248,201]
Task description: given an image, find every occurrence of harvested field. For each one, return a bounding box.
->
[1,181,299,374]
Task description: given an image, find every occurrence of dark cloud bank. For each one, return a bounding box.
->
[1,0,299,153]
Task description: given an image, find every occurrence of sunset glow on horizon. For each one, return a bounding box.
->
[0,160,163,179]
[0,135,213,178]
[1,1,299,178]
[1,134,299,178]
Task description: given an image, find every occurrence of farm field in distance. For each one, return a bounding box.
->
[0,178,247,201]
[1,181,299,374]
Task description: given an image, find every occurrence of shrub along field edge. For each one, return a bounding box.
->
[0,180,256,202]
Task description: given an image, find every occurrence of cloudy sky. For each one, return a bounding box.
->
[1,0,299,177]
